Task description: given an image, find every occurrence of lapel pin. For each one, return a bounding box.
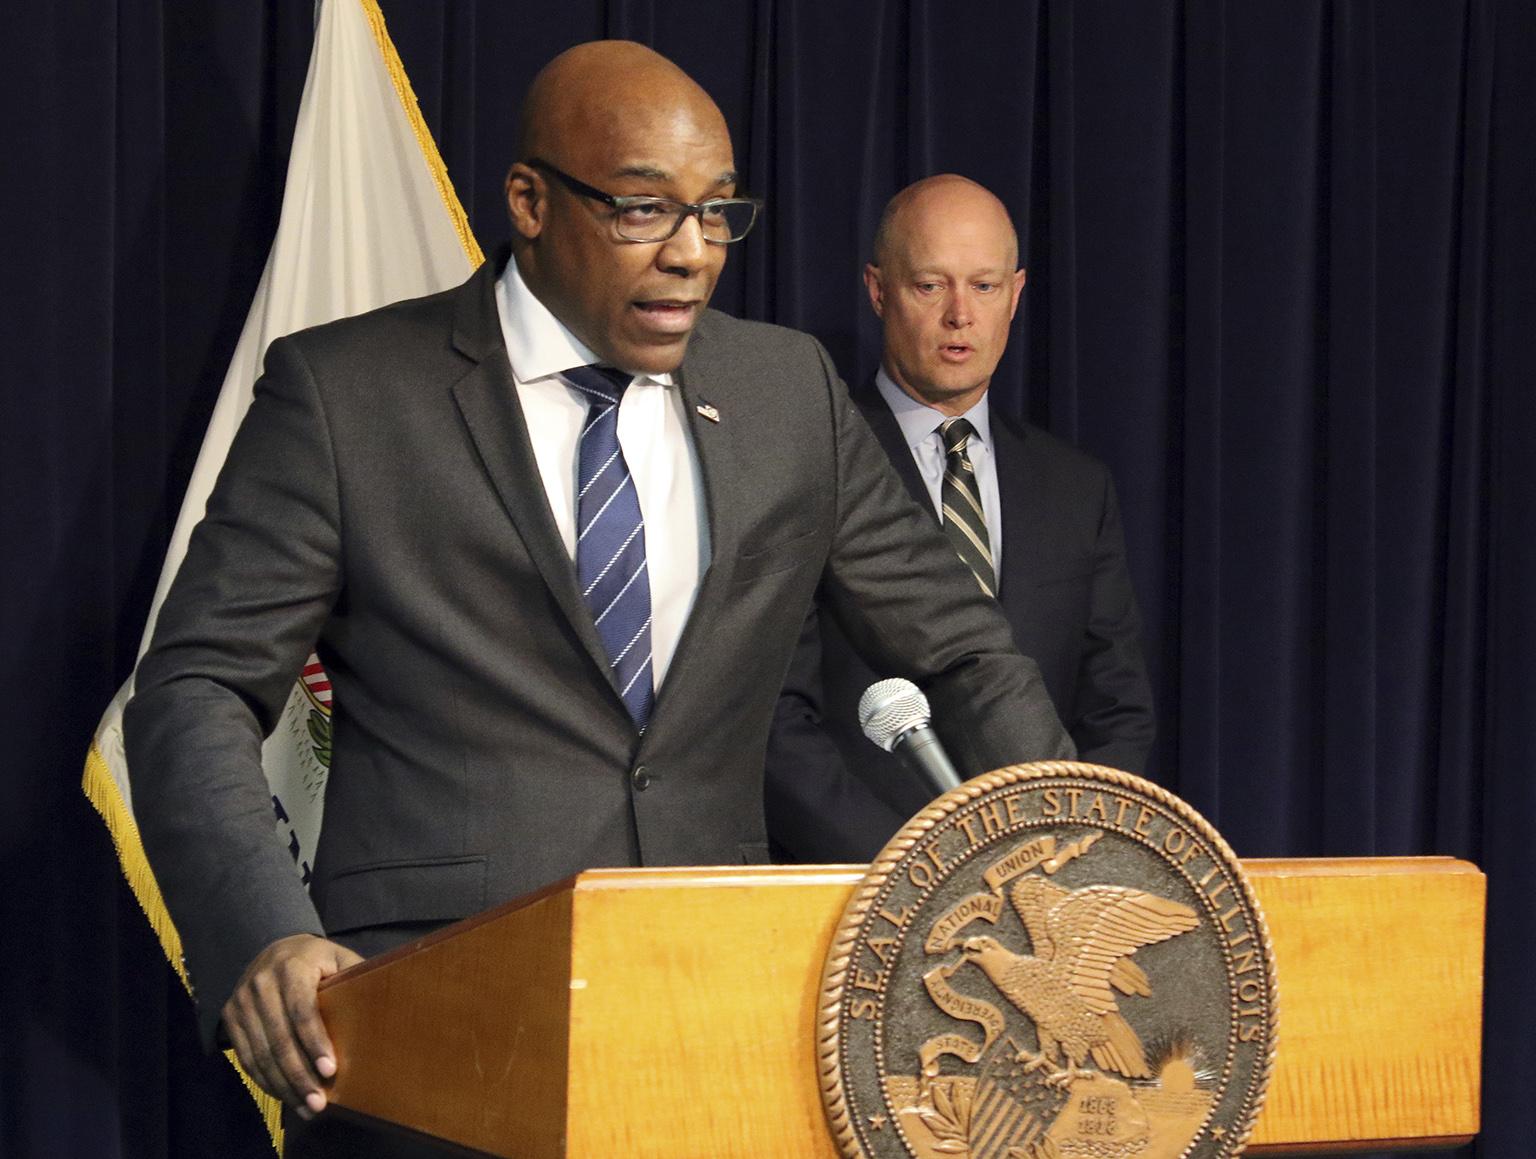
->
[695,401,721,423]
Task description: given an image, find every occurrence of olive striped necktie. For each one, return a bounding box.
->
[939,417,996,597]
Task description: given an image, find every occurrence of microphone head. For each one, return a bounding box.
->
[859,678,931,753]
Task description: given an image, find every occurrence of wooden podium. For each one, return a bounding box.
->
[318,858,1483,1157]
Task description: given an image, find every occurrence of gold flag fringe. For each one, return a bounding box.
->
[81,3,485,1153]
[359,0,486,271]
[82,743,287,1150]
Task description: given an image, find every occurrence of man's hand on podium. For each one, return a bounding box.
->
[222,933,364,1118]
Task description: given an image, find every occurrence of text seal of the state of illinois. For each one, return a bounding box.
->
[819,762,1276,1159]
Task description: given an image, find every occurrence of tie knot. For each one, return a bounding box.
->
[564,363,635,407]
[940,416,976,456]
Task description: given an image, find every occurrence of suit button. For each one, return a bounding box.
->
[631,765,651,791]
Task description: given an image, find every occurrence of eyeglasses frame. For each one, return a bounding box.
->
[523,157,763,245]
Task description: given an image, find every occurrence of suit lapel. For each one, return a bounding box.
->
[654,317,742,705]
[856,388,938,521]
[447,263,618,691]
[991,413,1038,608]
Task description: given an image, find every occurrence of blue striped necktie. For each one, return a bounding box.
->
[564,364,654,729]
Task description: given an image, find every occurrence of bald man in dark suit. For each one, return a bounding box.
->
[125,50,1073,1152]
[766,175,1155,863]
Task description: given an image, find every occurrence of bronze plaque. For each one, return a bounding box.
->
[819,762,1276,1159]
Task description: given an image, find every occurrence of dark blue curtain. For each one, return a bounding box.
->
[3,2,1530,1155]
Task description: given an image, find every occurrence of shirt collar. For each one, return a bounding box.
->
[496,256,673,386]
[874,368,993,451]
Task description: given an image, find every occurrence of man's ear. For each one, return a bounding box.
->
[864,263,886,318]
[506,163,546,241]
[1007,267,1027,320]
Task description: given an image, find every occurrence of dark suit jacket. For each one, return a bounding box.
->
[124,259,1073,1046]
[765,388,1154,863]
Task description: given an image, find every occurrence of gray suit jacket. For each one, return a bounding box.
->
[766,389,1154,863]
[125,259,1072,1046]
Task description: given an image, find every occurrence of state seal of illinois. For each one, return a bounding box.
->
[819,762,1276,1159]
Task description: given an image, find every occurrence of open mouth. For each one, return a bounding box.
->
[633,299,700,334]
[940,343,973,360]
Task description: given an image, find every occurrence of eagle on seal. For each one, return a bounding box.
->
[961,874,1199,1079]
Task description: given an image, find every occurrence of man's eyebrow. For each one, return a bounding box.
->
[910,267,1013,278]
[612,165,741,189]
[614,164,672,182]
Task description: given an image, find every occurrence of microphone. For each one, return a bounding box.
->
[858,678,964,796]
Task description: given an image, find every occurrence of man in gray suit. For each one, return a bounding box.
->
[125,45,1072,1132]
[767,175,1155,863]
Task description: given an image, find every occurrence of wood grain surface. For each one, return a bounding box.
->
[319,857,1482,1157]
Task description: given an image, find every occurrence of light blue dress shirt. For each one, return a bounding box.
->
[874,369,1003,581]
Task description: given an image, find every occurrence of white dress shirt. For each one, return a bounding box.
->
[494,258,709,687]
[875,369,1003,579]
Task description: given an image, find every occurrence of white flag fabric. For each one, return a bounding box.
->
[83,0,481,1145]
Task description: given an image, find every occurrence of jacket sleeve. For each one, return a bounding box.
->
[810,343,1075,780]
[124,335,335,1050]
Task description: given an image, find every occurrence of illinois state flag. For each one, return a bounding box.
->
[82,0,480,1144]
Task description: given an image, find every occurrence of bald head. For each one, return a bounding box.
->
[865,175,1026,415]
[517,41,728,166]
[871,174,1019,271]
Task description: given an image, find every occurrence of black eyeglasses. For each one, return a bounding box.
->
[525,158,762,245]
